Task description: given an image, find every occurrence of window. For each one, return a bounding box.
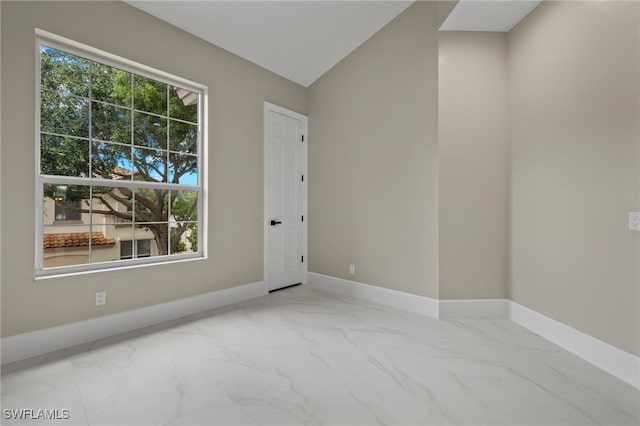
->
[120,240,151,260]
[52,186,82,221]
[55,199,81,221]
[120,241,133,260]
[37,32,205,276]
[137,240,151,258]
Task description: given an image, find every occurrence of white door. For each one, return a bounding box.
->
[264,103,307,292]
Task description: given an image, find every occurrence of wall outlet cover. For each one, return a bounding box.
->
[95,291,106,306]
[629,212,640,231]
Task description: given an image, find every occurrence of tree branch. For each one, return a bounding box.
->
[105,189,134,210]
[132,161,159,183]
[133,156,165,183]
[170,224,187,248]
[147,161,165,180]
[154,189,168,220]
[107,187,154,223]
[131,194,156,223]
[184,198,197,221]
[80,195,132,221]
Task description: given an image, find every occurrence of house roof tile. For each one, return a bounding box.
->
[43,232,115,249]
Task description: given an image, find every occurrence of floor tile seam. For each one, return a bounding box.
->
[72,372,91,426]
[59,358,91,426]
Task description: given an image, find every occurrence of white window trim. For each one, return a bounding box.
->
[35,29,208,278]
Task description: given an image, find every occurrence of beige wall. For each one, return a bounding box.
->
[308,2,440,298]
[0,1,307,337]
[438,32,509,300]
[3,0,638,361]
[509,1,640,355]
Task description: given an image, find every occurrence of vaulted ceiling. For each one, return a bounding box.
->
[125,1,541,87]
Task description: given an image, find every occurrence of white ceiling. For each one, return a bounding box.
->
[440,0,542,32]
[126,1,542,88]
[125,1,413,87]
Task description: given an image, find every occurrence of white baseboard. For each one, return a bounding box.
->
[439,298,509,318]
[1,281,267,365]
[307,272,639,389]
[5,272,638,390]
[509,301,640,390]
[307,272,439,318]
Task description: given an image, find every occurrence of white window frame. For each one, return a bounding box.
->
[35,29,208,278]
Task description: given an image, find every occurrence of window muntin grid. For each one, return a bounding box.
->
[36,35,205,276]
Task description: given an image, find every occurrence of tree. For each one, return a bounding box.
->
[41,46,199,255]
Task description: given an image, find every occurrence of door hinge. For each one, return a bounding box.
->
[301,135,304,142]
[301,175,304,182]
[301,215,304,222]
[301,255,304,262]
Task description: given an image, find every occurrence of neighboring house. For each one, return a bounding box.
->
[43,192,160,268]
[42,231,117,268]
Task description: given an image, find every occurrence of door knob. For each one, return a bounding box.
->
[270,220,282,226]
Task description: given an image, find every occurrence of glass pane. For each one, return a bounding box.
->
[169,120,197,154]
[134,112,167,150]
[170,222,197,255]
[168,153,197,185]
[171,190,198,222]
[42,225,90,268]
[41,90,89,138]
[137,239,152,258]
[134,75,167,116]
[92,102,131,144]
[135,224,167,256]
[91,62,131,107]
[40,46,89,98]
[133,147,167,183]
[92,141,132,180]
[90,186,134,224]
[134,188,169,223]
[42,225,89,268]
[119,239,134,260]
[40,135,89,177]
[43,184,89,225]
[169,86,198,123]
[89,224,118,264]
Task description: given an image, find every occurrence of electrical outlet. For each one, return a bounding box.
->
[349,264,355,275]
[95,291,106,306]
[629,212,640,231]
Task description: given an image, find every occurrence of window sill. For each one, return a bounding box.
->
[35,253,206,281]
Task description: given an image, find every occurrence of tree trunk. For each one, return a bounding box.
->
[151,225,169,256]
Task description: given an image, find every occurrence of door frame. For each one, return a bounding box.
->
[263,101,308,291]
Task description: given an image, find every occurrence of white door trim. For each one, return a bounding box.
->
[263,102,308,291]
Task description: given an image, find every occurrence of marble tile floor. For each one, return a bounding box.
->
[1,286,639,426]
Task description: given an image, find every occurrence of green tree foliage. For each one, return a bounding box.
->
[41,46,199,255]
